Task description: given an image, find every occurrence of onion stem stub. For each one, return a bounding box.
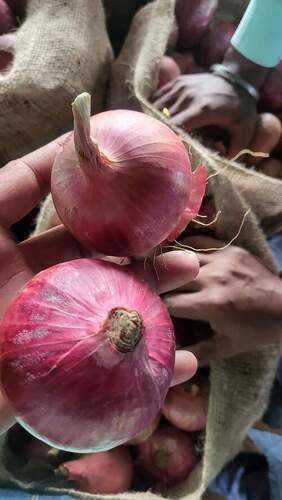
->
[105,308,143,353]
[72,92,98,163]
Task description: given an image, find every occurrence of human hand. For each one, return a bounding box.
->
[164,236,282,365]
[0,138,200,432]
[153,72,256,158]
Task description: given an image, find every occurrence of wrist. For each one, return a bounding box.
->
[223,47,270,91]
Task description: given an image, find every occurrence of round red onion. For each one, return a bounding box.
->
[57,447,133,494]
[1,259,175,452]
[162,379,209,432]
[51,93,206,257]
[137,425,199,488]
[127,414,160,445]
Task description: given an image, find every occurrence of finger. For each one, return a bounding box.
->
[19,225,86,274]
[170,350,198,387]
[0,227,33,319]
[164,291,209,321]
[186,336,231,366]
[0,135,67,228]
[228,125,254,159]
[152,79,175,99]
[171,106,232,132]
[169,93,192,115]
[176,276,204,293]
[131,250,199,295]
[178,235,225,266]
[153,87,180,110]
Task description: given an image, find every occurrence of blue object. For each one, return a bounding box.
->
[0,490,73,500]
[231,0,282,68]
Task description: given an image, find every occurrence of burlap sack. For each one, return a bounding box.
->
[2,1,282,499]
[0,0,113,167]
[104,2,282,498]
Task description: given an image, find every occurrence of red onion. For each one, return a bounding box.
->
[127,414,160,445]
[162,379,209,432]
[196,22,236,69]
[51,93,206,257]
[1,258,175,452]
[175,0,218,49]
[137,425,199,488]
[57,447,133,494]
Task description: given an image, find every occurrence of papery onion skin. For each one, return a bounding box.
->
[51,96,204,257]
[0,259,175,452]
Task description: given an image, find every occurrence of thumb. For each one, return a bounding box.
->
[172,107,218,131]
[186,335,232,366]
[170,350,198,387]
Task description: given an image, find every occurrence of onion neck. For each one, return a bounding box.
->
[72,92,101,173]
[105,308,143,353]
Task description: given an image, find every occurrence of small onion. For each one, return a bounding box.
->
[1,259,175,452]
[57,447,133,495]
[137,425,199,488]
[51,93,206,257]
[162,379,209,432]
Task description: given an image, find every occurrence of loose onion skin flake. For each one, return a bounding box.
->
[51,93,206,257]
[1,259,175,452]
